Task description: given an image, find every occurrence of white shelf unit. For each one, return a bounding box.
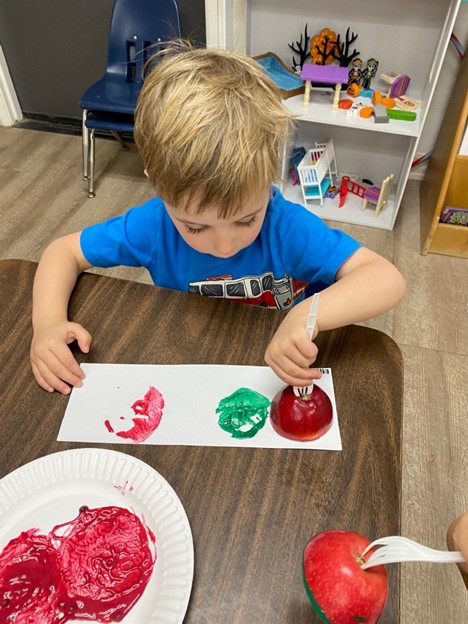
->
[204,0,461,230]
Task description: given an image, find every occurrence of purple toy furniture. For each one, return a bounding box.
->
[301,64,349,110]
[381,72,411,98]
[361,174,394,217]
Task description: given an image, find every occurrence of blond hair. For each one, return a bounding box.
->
[134,42,293,217]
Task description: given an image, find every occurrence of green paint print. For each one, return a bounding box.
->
[216,388,270,439]
[302,569,332,624]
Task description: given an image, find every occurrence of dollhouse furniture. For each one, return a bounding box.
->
[205,0,462,230]
[338,176,366,208]
[298,140,337,206]
[301,64,349,110]
[361,174,395,217]
[254,52,304,98]
[380,72,411,98]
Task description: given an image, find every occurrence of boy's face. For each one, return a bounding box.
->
[165,190,270,258]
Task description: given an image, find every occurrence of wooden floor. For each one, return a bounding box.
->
[1,126,467,622]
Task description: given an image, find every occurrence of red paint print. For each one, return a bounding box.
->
[0,506,156,623]
[104,419,115,433]
[107,386,165,443]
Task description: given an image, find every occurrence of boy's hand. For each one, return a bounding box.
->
[265,309,322,386]
[447,512,468,589]
[30,321,92,395]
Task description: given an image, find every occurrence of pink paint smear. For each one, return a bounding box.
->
[105,386,165,443]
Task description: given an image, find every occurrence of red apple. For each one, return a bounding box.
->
[269,384,333,441]
[303,530,388,624]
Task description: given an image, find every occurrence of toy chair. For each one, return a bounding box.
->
[80,0,181,197]
[380,72,410,98]
[361,174,394,217]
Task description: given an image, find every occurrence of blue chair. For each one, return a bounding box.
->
[80,0,181,197]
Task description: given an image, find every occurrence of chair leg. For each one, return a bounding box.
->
[375,199,387,217]
[87,129,96,198]
[111,131,129,151]
[361,198,368,211]
[82,109,89,180]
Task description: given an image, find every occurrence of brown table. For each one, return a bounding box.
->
[0,259,402,623]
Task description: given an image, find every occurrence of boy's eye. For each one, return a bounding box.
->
[185,225,207,234]
[237,216,257,227]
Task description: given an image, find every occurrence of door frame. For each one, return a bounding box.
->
[0,46,22,126]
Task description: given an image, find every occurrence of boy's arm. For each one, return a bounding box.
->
[310,246,406,330]
[31,232,93,394]
[265,247,406,386]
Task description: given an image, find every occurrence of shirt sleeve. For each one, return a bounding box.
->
[80,199,162,269]
[271,195,361,285]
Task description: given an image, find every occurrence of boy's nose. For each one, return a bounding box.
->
[213,232,236,256]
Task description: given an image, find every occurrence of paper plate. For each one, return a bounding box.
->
[0,448,194,623]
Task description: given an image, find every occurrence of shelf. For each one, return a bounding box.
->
[282,182,395,231]
[284,91,422,137]
[428,223,468,257]
[420,49,468,256]
[205,0,462,231]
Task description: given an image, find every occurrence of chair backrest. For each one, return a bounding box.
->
[376,174,394,212]
[106,0,181,83]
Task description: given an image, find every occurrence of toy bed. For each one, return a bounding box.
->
[298,140,337,206]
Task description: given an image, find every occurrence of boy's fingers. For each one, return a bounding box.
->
[52,344,86,380]
[33,362,71,395]
[267,348,319,377]
[68,323,92,353]
[447,514,468,578]
[267,357,323,387]
[31,362,55,393]
[36,351,85,391]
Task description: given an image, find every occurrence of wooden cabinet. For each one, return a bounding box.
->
[204,0,462,230]
[420,52,468,258]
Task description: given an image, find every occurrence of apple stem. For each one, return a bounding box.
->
[357,554,367,567]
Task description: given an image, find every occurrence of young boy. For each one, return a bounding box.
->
[30,44,406,395]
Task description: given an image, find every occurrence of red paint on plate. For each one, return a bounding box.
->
[0,505,156,623]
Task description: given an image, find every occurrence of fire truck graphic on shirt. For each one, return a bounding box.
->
[188,272,308,311]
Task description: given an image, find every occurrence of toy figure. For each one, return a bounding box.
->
[361,58,379,89]
[325,184,338,199]
[348,58,363,87]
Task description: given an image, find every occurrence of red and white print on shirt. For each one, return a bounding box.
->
[188,272,308,310]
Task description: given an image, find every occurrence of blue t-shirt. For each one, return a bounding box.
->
[80,187,361,310]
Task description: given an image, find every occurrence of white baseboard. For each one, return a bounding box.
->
[0,46,22,127]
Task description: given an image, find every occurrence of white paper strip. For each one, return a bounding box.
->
[58,363,341,451]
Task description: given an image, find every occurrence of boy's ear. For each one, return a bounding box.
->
[144,168,148,178]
